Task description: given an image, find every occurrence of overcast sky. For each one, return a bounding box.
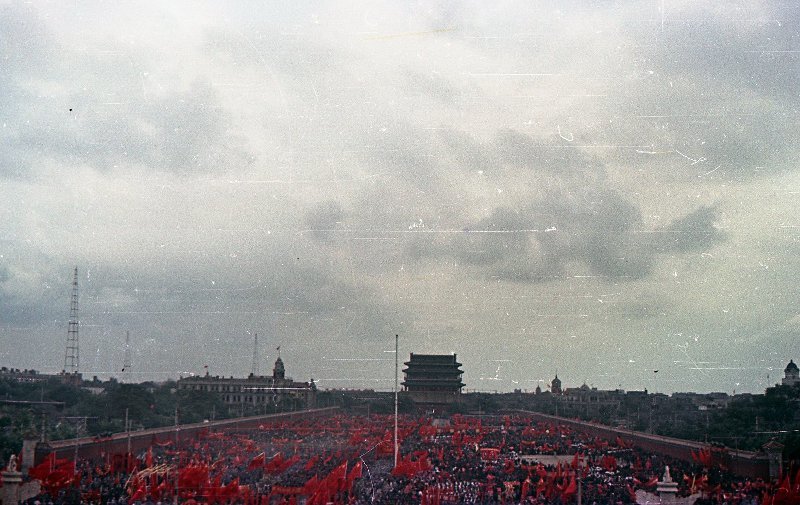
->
[1,1,798,394]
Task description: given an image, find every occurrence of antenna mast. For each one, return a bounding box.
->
[63,267,79,374]
[250,333,259,376]
[122,331,132,382]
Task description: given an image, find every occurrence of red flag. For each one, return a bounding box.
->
[304,455,320,471]
[265,452,284,474]
[331,460,348,492]
[303,475,319,495]
[626,483,638,502]
[521,479,530,500]
[564,474,577,497]
[348,460,362,481]
[248,452,266,471]
[221,477,240,499]
[130,484,146,502]
[347,460,362,494]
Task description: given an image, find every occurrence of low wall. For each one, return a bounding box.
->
[517,410,770,479]
[45,407,339,462]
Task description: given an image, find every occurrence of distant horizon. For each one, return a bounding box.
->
[3,354,795,396]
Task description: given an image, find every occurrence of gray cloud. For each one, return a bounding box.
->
[493,129,604,176]
[410,189,724,283]
[14,80,248,176]
[404,69,459,104]
[436,128,494,173]
[305,201,345,241]
[0,5,250,179]
[600,3,800,173]
[0,0,795,392]
[656,205,726,253]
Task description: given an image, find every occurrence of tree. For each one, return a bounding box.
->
[106,383,156,422]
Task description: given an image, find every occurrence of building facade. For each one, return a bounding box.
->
[550,374,562,395]
[177,356,316,410]
[401,353,465,405]
[561,383,624,409]
[782,360,799,387]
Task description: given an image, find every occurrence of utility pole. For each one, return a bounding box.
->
[394,334,399,469]
[174,406,179,505]
[125,408,131,458]
[122,331,132,382]
[72,417,87,469]
[250,333,259,376]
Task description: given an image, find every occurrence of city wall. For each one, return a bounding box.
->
[517,410,771,479]
[44,407,339,462]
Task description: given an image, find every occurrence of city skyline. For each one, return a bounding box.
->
[1,1,798,394]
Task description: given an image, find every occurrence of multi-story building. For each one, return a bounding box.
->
[561,383,624,409]
[177,356,316,410]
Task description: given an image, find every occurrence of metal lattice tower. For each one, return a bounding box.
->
[63,267,79,373]
[250,333,259,376]
[122,330,132,382]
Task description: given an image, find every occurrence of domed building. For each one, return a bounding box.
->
[782,359,799,387]
[550,374,562,395]
[177,353,316,411]
[273,355,285,380]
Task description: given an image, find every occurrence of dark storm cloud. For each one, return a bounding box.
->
[654,206,726,253]
[410,186,724,283]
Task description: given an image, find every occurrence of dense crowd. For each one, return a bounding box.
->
[17,413,800,505]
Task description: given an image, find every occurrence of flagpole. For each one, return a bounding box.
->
[394,333,399,469]
[174,407,179,505]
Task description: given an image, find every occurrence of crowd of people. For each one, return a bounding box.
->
[18,413,800,505]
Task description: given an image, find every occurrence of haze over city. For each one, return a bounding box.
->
[1,1,798,394]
